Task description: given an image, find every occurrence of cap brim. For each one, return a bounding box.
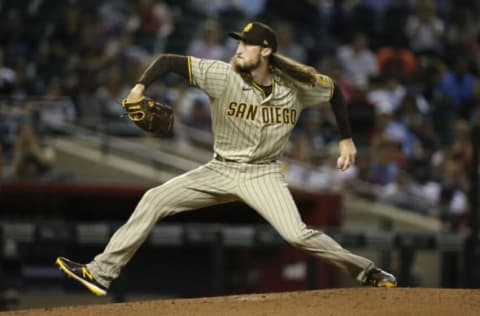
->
[228,32,245,41]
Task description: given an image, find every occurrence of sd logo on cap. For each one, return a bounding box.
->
[229,22,278,53]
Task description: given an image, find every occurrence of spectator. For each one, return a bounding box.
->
[76,12,112,73]
[423,158,469,231]
[116,29,150,61]
[349,1,379,44]
[75,71,103,128]
[285,109,343,191]
[10,63,43,99]
[364,138,400,186]
[439,58,477,118]
[411,54,443,101]
[189,0,222,17]
[337,32,378,88]
[381,170,430,214]
[396,93,430,135]
[35,38,71,84]
[367,76,406,114]
[0,49,16,95]
[287,121,319,166]
[36,79,76,134]
[327,0,352,43]
[396,93,438,164]
[50,2,83,54]
[96,65,144,136]
[187,20,228,61]
[371,106,419,160]
[10,124,56,182]
[216,0,248,34]
[405,0,444,57]
[126,0,174,53]
[449,119,473,171]
[376,44,417,80]
[275,23,307,63]
[182,96,211,131]
[285,135,313,189]
[444,8,478,64]
[381,0,411,47]
[98,0,131,33]
[228,0,266,19]
[261,0,318,35]
[105,29,150,77]
[0,10,35,66]
[96,65,130,119]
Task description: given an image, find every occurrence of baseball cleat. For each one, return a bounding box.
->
[363,267,397,288]
[56,257,107,296]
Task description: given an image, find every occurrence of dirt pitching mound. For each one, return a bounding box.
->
[2,288,480,316]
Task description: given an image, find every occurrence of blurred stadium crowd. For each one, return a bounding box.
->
[0,0,479,232]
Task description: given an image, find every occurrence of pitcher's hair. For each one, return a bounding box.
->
[231,52,321,86]
[270,53,319,86]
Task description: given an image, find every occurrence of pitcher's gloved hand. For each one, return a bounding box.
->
[122,97,174,135]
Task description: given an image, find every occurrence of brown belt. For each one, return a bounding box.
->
[214,154,276,164]
[214,154,238,163]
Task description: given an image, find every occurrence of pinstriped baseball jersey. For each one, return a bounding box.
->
[188,57,334,162]
[80,54,379,292]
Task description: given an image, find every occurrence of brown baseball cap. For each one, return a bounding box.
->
[228,22,278,52]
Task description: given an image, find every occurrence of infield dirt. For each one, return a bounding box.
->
[1,288,479,316]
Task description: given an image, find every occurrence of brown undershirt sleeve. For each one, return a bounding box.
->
[330,82,353,140]
[137,54,190,87]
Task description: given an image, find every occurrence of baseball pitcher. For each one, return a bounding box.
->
[56,22,397,296]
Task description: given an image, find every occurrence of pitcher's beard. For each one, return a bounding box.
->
[231,55,261,73]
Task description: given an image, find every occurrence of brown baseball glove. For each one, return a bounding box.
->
[122,96,174,135]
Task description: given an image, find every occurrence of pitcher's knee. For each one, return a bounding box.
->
[138,186,184,218]
[139,187,161,206]
[137,186,169,214]
[283,232,308,248]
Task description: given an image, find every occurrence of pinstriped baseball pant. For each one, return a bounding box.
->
[87,159,374,288]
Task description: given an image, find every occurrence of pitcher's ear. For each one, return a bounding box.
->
[261,47,272,57]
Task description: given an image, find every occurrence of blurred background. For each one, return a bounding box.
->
[0,0,479,311]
